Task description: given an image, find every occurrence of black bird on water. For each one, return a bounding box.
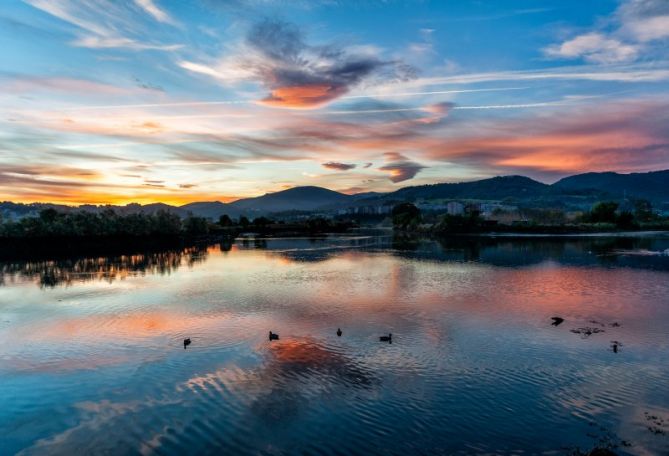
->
[551,317,565,327]
[269,331,279,341]
[380,333,392,342]
[183,338,191,349]
[337,328,342,337]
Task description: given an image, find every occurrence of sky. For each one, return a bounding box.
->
[1,0,669,205]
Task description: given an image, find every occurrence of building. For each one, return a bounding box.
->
[446,201,465,215]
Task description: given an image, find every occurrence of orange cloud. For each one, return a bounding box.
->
[260,85,348,109]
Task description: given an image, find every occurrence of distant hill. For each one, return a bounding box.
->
[229,186,352,213]
[553,170,669,201]
[379,175,550,202]
[2,170,667,220]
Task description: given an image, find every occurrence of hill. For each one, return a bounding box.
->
[379,175,550,202]
[229,186,352,213]
[2,170,667,220]
[553,170,669,201]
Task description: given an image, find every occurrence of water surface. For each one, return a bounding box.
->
[1,234,669,455]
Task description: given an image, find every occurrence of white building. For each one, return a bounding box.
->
[446,201,465,215]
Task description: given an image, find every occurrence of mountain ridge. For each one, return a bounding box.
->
[2,170,667,220]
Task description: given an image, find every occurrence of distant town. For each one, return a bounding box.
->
[1,171,669,253]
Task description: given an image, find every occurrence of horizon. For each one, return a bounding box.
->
[3,168,667,208]
[2,1,669,205]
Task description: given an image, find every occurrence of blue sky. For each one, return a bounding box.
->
[1,0,668,204]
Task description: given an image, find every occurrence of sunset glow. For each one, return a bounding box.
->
[2,0,669,204]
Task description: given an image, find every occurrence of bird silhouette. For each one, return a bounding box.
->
[269,331,279,341]
[183,338,191,349]
[337,328,342,337]
[551,317,564,327]
[379,333,392,342]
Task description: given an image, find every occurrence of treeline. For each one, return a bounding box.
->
[390,200,669,235]
[0,208,210,239]
[0,209,354,240]
[217,214,353,234]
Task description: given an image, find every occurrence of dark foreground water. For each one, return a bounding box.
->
[1,233,669,455]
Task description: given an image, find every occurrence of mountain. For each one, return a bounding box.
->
[2,170,668,220]
[553,170,669,201]
[380,175,550,202]
[229,186,352,213]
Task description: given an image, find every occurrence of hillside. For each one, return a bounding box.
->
[379,175,550,202]
[2,170,667,220]
[553,170,669,201]
[229,186,352,213]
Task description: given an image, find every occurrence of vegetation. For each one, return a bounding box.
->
[392,203,422,230]
[437,213,486,233]
[214,214,354,235]
[0,208,210,239]
[388,199,669,235]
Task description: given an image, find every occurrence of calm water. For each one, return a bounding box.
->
[1,233,669,455]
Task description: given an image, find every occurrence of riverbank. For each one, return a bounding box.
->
[0,233,234,261]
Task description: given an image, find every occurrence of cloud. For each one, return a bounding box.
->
[544,33,639,64]
[423,100,669,179]
[181,19,414,108]
[133,0,178,26]
[618,0,669,42]
[24,0,182,51]
[322,161,356,171]
[379,152,426,183]
[545,0,669,64]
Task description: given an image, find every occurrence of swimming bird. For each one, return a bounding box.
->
[379,333,392,342]
[269,331,279,341]
[337,328,342,337]
[551,317,564,327]
[183,338,191,349]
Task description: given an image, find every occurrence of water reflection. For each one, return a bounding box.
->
[1,234,669,455]
[3,234,667,288]
[0,245,215,287]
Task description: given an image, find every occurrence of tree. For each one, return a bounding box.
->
[183,215,209,235]
[252,216,272,228]
[634,199,655,222]
[587,201,619,224]
[239,216,250,228]
[218,214,232,227]
[392,203,422,230]
[616,211,638,230]
[437,213,482,233]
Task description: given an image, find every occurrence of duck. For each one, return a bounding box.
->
[269,331,279,341]
[379,333,392,342]
[551,317,564,327]
[336,328,342,337]
[183,338,191,349]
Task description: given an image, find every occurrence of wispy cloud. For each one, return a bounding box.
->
[24,0,182,51]
[133,0,179,26]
